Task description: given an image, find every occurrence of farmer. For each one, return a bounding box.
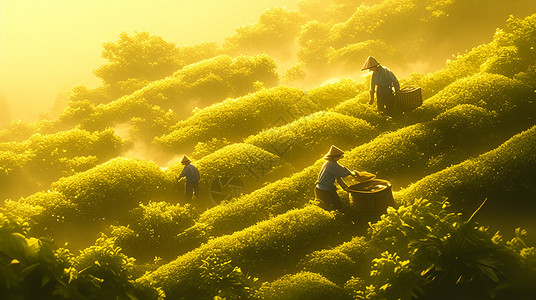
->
[179,155,200,202]
[362,56,400,115]
[315,145,374,211]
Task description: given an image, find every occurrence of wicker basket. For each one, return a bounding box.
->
[347,179,396,223]
[395,87,422,111]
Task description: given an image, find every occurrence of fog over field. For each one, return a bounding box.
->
[1,1,536,299]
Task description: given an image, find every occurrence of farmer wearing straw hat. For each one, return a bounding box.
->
[315,145,373,211]
[362,56,400,115]
[179,155,200,202]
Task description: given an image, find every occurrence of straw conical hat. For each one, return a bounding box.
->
[324,145,344,158]
[361,56,380,71]
[181,155,191,164]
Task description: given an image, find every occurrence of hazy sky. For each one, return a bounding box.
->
[0,0,299,123]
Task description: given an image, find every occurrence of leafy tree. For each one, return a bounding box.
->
[94,31,180,85]
[222,7,303,59]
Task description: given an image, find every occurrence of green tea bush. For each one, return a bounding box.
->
[298,250,355,286]
[299,236,375,285]
[72,235,163,300]
[0,213,162,299]
[0,128,125,199]
[415,43,494,99]
[0,120,38,143]
[255,271,351,300]
[155,86,318,152]
[78,93,176,135]
[2,191,75,238]
[331,92,388,127]
[165,143,284,206]
[0,213,70,299]
[196,163,319,237]
[340,105,498,186]
[395,125,536,213]
[143,54,279,111]
[50,157,174,223]
[244,111,375,166]
[139,206,344,299]
[410,73,534,122]
[328,39,398,72]
[110,201,199,261]
[307,78,364,109]
[354,198,536,299]
[65,54,279,134]
[412,13,536,98]
[483,14,536,80]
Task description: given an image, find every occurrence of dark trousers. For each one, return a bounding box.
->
[315,187,342,211]
[377,86,395,115]
[185,182,199,202]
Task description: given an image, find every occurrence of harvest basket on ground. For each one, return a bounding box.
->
[347,179,396,224]
[395,87,422,111]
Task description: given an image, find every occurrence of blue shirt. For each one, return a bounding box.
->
[316,160,352,191]
[180,164,200,183]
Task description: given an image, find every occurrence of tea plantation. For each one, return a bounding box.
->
[1,3,536,299]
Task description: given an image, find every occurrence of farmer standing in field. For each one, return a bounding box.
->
[179,155,200,202]
[362,56,400,115]
[315,145,374,211]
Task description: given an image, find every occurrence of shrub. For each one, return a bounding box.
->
[139,206,344,299]
[72,235,162,299]
[299,236,375,285]
[298,250,355,285]
[155,86,318,152]
[222,7,303,59]
[244,111,375,166]
[196,163,320,237]
[395,125,536,213]
[0,128,125,199]
[331,92,388,127]
[0,213,70,299]
[110,201,198,261]
[50,157,174,223]
[307,78,365,109]
[411,73,534,122]
[255,272,351,300]
[165,143,284,207]
[2,191,75,238]
[356,198,536,299]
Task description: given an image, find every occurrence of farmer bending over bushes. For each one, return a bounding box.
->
[315,145,374,211]
[362,56,400,115]
[179,155,200,202]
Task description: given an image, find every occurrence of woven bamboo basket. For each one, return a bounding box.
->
[395,87,422,111]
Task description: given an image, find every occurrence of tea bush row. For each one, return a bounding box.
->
[408,73,535,123]
[395,125,536,214]
[155,86,319,152]
[255,271,351,300]
[198,99,532,238]
[264,199,536,299]
[3,157,175,244]
[164,143,285,208]
[0,128,125,199]
[244,111,375,167]
[408,13,536,98]
[139,205,345,299]
[196,163,319,237]
[109,201,199,262]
